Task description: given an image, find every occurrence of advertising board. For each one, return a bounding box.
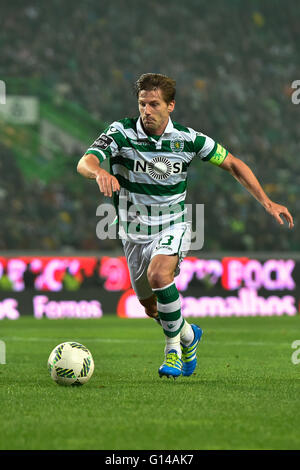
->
[0,255,298,319]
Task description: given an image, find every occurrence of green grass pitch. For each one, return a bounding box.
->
[0,315,300,450]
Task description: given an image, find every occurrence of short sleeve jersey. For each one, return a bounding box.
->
[85,117,228,243]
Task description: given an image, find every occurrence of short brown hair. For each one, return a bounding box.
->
[135,73,176,104]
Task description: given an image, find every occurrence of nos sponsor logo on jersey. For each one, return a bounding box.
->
[133,156,183,180]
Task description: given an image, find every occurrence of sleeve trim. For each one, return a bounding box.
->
[85,149,107,162]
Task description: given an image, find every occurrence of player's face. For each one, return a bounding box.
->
[138,89,175,135]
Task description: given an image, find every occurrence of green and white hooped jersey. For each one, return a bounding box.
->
[85,117,228,243]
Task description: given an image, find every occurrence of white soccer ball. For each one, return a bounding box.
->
[47,342,94,386]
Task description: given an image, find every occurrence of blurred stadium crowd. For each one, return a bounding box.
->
[0,0,299,252]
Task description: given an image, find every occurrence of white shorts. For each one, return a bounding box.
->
[122,222,191,300]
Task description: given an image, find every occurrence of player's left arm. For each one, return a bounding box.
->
[219,152,294,229]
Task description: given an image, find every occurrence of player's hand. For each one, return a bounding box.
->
[95,169,120,197]
[265,201,294,229]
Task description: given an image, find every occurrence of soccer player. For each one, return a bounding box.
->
[77,73,294,379]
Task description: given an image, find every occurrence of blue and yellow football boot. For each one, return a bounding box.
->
[158,349,182,379]
[181,324,203,377]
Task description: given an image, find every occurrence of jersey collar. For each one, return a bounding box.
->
[136,117,174,140]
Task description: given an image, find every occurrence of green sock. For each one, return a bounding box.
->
[152,281,184,356]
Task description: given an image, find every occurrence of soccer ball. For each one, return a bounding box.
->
[47,342,94,386]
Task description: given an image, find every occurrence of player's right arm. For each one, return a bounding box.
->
[77,126,121,197]
[77,153,120,197]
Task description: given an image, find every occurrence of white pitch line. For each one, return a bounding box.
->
[0,336,289,347]
[0,336,160,344]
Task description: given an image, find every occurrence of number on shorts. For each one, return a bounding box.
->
[159,235,174,246]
